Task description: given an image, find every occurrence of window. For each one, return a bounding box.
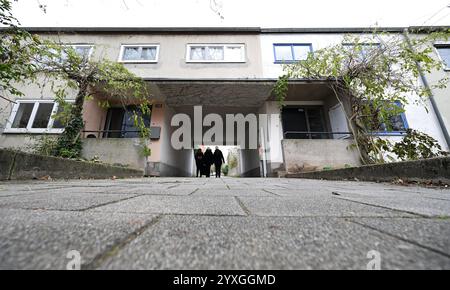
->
[4,101,71,134]
[368,101,408,134]
[34,44,93,67]
[342,43,380,61]
[70,45,94,59]
[119,45,159,63]
[103,106,151,138]
[186,44,245,62]
[435,44,450,70]
[273,44,312,63]
[281,106,327,139]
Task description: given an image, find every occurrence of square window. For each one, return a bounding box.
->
[11,103,34,128]
[120,45,158,62]
[31,103,54,128]
[5,101,70,134]
[274,45,293,62]
[436,46,450,69]
[187,44,245,62]
[73,46,93,59]
[292,45,311,60]
[122,47,141,60]
[274,44,312,63]
[141,47,157,60]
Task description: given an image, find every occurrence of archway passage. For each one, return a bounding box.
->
[193,145,242,177]
[163,105,263,177]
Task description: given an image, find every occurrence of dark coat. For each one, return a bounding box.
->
[213,149,225,165]
[194,150,203,166]
[203,149,214,166]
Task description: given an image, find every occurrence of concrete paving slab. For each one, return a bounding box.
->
[350,218,450,256]
[0,192,137,211]
[0,208,158,270]
[1,177,449,270]
[193,188,275,197]
[100,215,450,270]
[336,194,450,217]
[115,187,199,196]
[91,195,246,216]
[238,196,414,217]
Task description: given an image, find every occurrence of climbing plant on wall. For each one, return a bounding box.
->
[274,28,450,164]
[31,42,152,158]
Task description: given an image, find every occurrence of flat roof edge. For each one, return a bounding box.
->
[3,26,447,34]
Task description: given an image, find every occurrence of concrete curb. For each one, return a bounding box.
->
[286,157,450,184]
[0,149,143,180]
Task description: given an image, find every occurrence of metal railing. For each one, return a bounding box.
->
[82,130,142,138]
[283,131,407,139]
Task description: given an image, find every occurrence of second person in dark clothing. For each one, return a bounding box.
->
[203,148,214,178]
[213,146,225,178]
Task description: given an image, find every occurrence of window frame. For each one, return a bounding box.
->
[4,100,72,134]
[373,101,409,136]
[103,105,152,138]
[273,43,313,64]
[281,105,328,140]
[434,42,450,71]
[185,43,246,63]
[118,44,160,63]
[65,44,94,60]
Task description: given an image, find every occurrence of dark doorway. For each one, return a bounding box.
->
[282,106,327,139]
[103,106,151,138]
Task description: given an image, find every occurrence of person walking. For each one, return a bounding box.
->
[203,148,214,178]
[194,149,204,177]
[213,146,225,178]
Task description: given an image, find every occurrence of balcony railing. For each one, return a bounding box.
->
[283,131,407,139]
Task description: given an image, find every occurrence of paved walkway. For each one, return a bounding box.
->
[0,177,449,270]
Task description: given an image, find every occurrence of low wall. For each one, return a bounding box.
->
[81,138,146,170]
[0,149,143,180]
[286,157,450,184]
[282,139,361,173]
[0,135,147,170]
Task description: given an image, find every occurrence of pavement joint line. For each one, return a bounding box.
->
[82,215,163,270]
[188,188,200,195]
[349,220,450,260]
[333,196,430,218]
[234,196,252,216]
[78,194,145,212]
[262,189,282,197]
[0,207,442,220]
[0,195,144,213]
[87,210,248,217]
[415,196,450,202]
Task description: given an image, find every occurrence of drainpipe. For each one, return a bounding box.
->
[403,28,450,149]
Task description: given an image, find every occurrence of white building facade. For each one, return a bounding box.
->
[0,27,449,177]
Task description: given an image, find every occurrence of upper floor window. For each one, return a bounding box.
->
[273,44,312,63]
[4,100,71,134]
[34,44,93,66]
[69,45,94,60]
[435,44,450,70]
[186,44,245,63]
[342,43,380,61]
[119,45,159,63]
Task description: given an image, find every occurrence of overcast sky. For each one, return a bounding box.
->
[11,0,450,28]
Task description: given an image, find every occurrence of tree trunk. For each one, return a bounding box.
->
[55,81,88,158]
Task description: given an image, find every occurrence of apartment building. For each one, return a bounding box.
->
[0,27,449,177]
